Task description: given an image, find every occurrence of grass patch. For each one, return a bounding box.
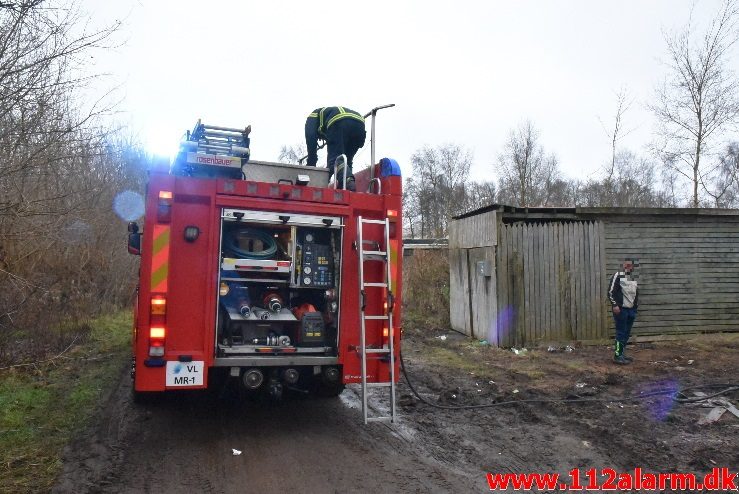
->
[419,338,503,381]
[0,311,131,493]
[412,331,598,392]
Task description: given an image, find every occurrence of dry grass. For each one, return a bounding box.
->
[402,250,450,330]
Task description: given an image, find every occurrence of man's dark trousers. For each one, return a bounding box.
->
[326,119,366,181]
[614,307,637,356]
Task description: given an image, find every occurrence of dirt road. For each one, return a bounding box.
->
[53,376,482,493]
[54,331,739,493]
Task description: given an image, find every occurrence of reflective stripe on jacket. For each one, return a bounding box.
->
[305,106,364,166]
[308,107,364,137]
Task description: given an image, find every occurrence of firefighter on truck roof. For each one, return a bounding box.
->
[305,106,366,191]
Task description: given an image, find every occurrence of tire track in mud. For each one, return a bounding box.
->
[54,372,480,493]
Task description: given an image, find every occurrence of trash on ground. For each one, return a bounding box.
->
[232,449,242,456]
[512,389,519,394]
[511,348,528,355]
[688,359,695,365]
[575,382,586,388]
[547,345,559,352]
[565,345,575,353]
[436,335,447,341]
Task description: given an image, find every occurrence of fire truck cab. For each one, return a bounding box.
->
[128,120,402,423]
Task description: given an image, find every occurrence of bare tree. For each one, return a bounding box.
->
[0,0,128,362]
[403,176,421,238]
[496,120,560,207]
[576,151,665,207]
[598,87,636,179]
[705,141,739,206]
[403,144,473,237]
[462,180,497,211]
[278,143,307,164]
[651,0,739,207]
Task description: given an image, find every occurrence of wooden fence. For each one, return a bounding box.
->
[496,221,608,347]
[603,216,739,335]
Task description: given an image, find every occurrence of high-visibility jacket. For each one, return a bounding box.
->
[305,107,364,166]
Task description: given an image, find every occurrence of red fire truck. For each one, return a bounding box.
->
[127,117,402,423]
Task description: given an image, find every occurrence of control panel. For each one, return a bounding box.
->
[298,231,334,288]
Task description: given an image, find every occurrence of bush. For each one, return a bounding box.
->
[402,250,450,329]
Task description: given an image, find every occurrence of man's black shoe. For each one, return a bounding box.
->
[613,355,629,365]
[622,355,634,362]
[346,176,356,192]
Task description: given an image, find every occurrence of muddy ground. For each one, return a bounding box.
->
[53,330,739,493]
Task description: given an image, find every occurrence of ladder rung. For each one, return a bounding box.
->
[366,416,393,423]
[367,382,393,388]
[357,215,396,426]
[365,348,391,354]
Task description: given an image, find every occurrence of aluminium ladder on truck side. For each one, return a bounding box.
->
[181,119,251,157]
[357,215,397,424]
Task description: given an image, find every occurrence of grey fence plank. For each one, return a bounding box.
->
[572,222,581,339]
[552,223,559,337]
[505,225,515,347]
[519,225,526,346]
[597,221,607,338]
[516,224,525,346]
[586,222,595,340]
[548,224,555,337]
[588,222,597,340]
[507,225,517,348]
[544,225,550,340]
[496,225,508,346]
[528,224,535,345]
[583,222,591,340]
[567,222,576,339]
[580,222,589,340]
[544,224,551,340]
[536,224,544,342]
[557,223,568,338]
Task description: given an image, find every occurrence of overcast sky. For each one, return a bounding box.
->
[84,1,732,183]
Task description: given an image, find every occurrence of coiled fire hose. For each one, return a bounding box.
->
[224,227,278,259]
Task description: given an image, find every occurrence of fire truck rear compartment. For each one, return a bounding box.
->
[215,209,343,391]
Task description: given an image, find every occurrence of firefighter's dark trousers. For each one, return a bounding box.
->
[613,307,637,356]
[326,119,366,185]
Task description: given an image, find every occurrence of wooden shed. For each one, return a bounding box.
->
[448,205,739,347]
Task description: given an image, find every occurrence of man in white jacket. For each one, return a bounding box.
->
[608,259,639,365]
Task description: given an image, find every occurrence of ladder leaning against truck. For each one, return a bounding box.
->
[127,113,402,423]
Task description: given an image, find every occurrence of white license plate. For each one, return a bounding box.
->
[166,361,204,387]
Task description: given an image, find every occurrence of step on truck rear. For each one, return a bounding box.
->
[127,120,402,422]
